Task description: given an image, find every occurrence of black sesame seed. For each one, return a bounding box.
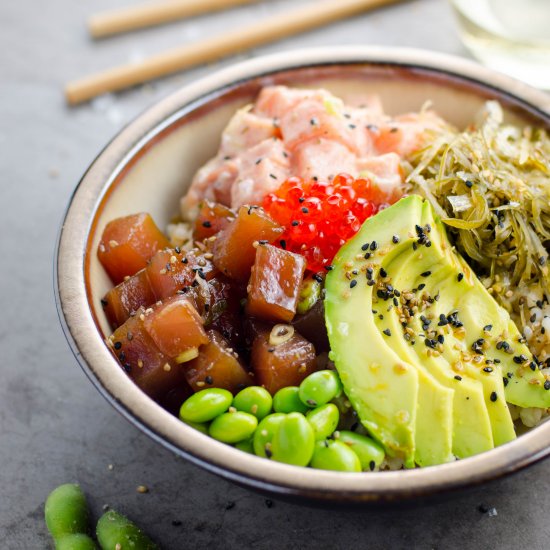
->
[530,313,537,323]
[364,252,371,259]
[490,392,498,402]
[418,283,426,291]
[301,207,309,214]
[202,220,212,228]
[465,180,473,188]
[530,362,537,371]
[114,341,122,350]
[544,380,550,391]
[367,280,375,286]
[457,273,464,282]
[118,351,126,362]
[280,239,286,249]
[313,274,324,283]
[483,324,493,332]
[454,375,462,381]
[369,460,376,471]
[392,235,400,244]
[370,241,378,251]
[420,271,432,277]
[503,377,509,387]
[298,197,305,203]
[483,367,493,373]
[324,265,334,271]
[380,268,388,278]
[350,280,357,289]
[101,298,108,307]
[437,335,445,344]
[265,448,272,458]
[205,375,213,385]
[291,220,299,226]
[269,173,277,180]
[412,242,418,251]
[536,300,544,308]
[383,329,391,337]
[366,267,373,280]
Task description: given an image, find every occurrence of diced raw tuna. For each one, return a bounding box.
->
[142,295,209,358]
[212,205,283,282]
[193,200,235,242]
[98,213,169,284]
[250,327,317,394]
[184,330,253,393]
[109,312,185,399]
[102,269,156,329]
[146,249,217,300]
[247,244,306,323]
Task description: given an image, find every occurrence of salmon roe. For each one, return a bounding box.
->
[263,173,388,272]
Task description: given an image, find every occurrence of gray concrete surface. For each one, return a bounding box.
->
[1,0,549,548]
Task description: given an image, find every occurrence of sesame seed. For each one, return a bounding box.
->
[457,273,464,282]
[454,375,462,381]
[361,243,370,251]
[420,271,432,277]
[392,235,400,244]
[202,220,212,228]
[383,329,391,337]
[350,280,357,289]
[490,392,498,402]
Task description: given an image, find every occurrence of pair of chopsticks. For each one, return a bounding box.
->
[66,0,404,106]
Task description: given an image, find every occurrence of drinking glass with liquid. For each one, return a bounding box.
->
[450,0,550,89]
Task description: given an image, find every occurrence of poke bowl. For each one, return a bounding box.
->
[55,46,550,504]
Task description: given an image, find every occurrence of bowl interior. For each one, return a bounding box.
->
[89,65,541,336]
[64,54,550,502]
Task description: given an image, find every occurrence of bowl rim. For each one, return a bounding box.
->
[55,45,550,503]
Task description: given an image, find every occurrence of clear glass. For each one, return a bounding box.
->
[450,0,550,89]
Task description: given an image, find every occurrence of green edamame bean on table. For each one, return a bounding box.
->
[179,388,233,423]
[45,484,91,542]
[96,509,158,550]
[209,411,258,443]
[298,370,342,408]
[55,533,97,550]
[233,386,273,419]
[272,386,309,414]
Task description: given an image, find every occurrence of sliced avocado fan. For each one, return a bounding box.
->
[325,195,550,467]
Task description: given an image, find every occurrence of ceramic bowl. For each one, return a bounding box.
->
[55,46,550,504]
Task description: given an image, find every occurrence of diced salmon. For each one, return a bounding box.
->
[142,295,209,358]
[291,138,357,181]
[102,269,156,329]
[184,330,253,393]
[247,244,306,323]
[357,152,403,198]
[212,205,283,282]
[250,327,317,394]
[98,213,170,284]
[220,105,279,156]
[109,312,185,399]
[230,138,290,208]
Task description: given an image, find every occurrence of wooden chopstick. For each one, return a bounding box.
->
[89,0,258,39]
[66,0,405,105]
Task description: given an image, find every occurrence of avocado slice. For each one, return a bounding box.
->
[325,194,550,467]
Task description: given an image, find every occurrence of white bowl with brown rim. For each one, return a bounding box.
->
[55,46,550,504]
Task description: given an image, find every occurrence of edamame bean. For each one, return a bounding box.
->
[271,413,315,466]
[45,484,90,541]
[96,509,158,550]
[253,413,286,458]
[233,386,273,420]
[298,370,342,408]
[310,440,361,472]
[272,387,309,414]
[179,388,232,423]
[56,533,97,550]
[209,411,258,443]
[235,438,254,454]
[183,420,210,435]
[306,404,339,441]
[338,431,385,471]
